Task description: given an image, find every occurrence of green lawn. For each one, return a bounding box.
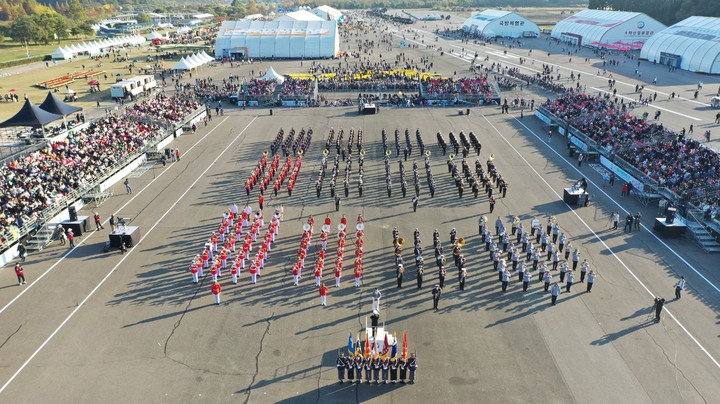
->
[0,38,98,64]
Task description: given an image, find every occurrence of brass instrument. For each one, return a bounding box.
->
[395,237,405,248]
[457,237,465,247]
[360,149,366,156]
[449,153,455,160]
[263,150,269,156]
[298,149,304,156]
[489,153,495,161]
[323,149,329,156]
[386,149,391,156]
[425,150,431,157]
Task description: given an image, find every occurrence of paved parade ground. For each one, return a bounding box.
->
[1,14,720,404]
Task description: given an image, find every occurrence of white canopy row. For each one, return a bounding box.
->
[52,35,146,59]
[171,51,215,70]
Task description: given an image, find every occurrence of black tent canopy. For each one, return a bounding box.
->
[38,91,82,117]
[0,98,62,129]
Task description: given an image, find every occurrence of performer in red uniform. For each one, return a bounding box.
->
[211,281,222,305]
[319,282,329,306]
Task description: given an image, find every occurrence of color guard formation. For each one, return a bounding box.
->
[337,331,417,385]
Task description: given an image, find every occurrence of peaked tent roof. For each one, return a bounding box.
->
[262,67,285,84]
[39,91,82,116]
[51,47,73,59]
[0,98,63,128]
[171,57,195,70]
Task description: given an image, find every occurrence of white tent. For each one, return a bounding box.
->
[275,10,325,22]
[311,5,344,23]
[551,9,666,48]
[172,57,195,70]
[51,47,73,60]
[188,53,205,67]
[147,31,164,40]
[462,10,540,38]
[262,67,285,84]
[200,51,215,62]
[641,16,720,73]
[215,20,340,59]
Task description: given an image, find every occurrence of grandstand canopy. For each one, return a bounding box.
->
[463,9,540,38]
[551,9,666,49]
[640,16,720,74]
[215,20,340,60]
[0,99,62,129]
[39,92,82,116]
[275,10,324,22]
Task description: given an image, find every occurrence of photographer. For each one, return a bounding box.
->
[653,297,665,323]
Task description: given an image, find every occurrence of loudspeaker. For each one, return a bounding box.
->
[666,207,676,225]
[68,206,78,222]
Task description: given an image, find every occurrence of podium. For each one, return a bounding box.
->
[108,226,142,248]
[61,215,91,236]
[653,217,687,238]
[563,187,585,205]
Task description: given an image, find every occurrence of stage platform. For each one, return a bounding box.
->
[61,216,91,236]
[108,226,142,248]
[653,217,687,238]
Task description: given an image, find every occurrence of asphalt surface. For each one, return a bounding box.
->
[0,16,719,404]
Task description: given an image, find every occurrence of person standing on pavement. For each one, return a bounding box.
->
[124,178,132,194]
[320,282,329,306]
[67,229,75,248]
[674,276,686,299]
[432,285,442,310]
[550,282,561,306]
[15,263,26,285]
[586,270,596,293]
[566,271,575,293]
[94,212,105,231]
[211,281,222,305]
[653,297,665,322]
[372,288,382,312]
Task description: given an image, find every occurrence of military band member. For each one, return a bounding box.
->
[390,358,399,383]
[397,264,404,288]
[522,269,531,292]
[459,267,467,290]
[337,353,347,383]
[439,266,446,288]
[407,353,417,384]
[417,267,424,288]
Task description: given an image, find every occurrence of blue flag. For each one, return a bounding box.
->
[348,332,354,355]
[391,338,398,359]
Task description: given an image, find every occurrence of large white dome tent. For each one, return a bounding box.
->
[551,9,666,49]
[462,9,540,38]
[640,16,720,74]
[215,20,339,60]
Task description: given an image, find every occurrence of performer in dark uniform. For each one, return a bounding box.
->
[337,353,347,383]
[399,358,408,383]
[397,265,404,288]
[346,354,355,381]
[408,353,418,384]
[381,358,390,384]
[372,357,381,384]
[364,356,373,383]
[390,358,399,383]
[354,356,363,383]
[417,267,424,288]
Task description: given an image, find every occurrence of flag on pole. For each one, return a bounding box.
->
[371,340,377,357]
[391,332,398,358]
[355,336,361,356]
[381,332,390,359]
[348,332,354,355]
[364,332,371,358]
[402,330,408,360]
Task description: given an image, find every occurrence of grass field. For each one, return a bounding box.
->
[0,44,176,122]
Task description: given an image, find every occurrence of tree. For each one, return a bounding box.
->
[136,12,152,23]
[10,15,38,42]
[66,0,86,23]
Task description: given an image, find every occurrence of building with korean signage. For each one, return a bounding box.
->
[641,16,720,74]
[462,10,540,39]
[551,9,666,50]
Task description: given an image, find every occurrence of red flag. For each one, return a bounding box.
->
[371,340,377,357]
[364,332,371,358]
[381,332,390,359]
[402,330,408,360]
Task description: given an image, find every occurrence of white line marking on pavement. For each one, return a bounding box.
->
[0,116,231,317]
[0,116,257,395]
[590,87,702,121]
[480,113,719,369]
